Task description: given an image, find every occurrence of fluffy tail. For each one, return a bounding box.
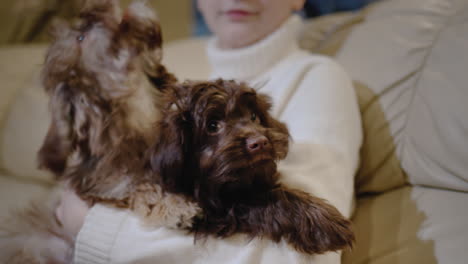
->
[0,192,73,264]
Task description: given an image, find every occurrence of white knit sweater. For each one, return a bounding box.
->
[74,15,362,264]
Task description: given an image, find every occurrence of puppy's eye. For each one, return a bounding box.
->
[251,112,260,124]
[207,120,221,134]
[77,34,85,42]
[251,113,257,121]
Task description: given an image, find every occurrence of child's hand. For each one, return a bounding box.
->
[55,188,90,238]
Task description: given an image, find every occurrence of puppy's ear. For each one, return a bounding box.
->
[254,93,290,159]
[150,108,193,194]
[256,93,289,135]
[120,1,177,90]
[38,122,71,176]
[119,0,162,55]
[38,82,76,177]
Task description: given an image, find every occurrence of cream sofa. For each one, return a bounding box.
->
[1,0,467,263]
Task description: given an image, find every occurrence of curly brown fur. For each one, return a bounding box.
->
[38,0,196,215]
[151,80,355,254]
[1,1,198,263]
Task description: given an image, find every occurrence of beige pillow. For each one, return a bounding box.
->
[1,67,53,183]
[0,61,26,147]
[336,0,468,192]
[300,8,407,194]
[0,45,47,123]
[0,45,48,172]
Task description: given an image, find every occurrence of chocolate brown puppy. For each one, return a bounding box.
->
[151,79,355,254]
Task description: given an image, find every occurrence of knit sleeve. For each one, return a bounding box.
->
[73,204,129,264]
[277,56,362,218]
[74,205,341,264]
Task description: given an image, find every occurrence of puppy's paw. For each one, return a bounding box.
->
[131,183,201,229]
[289,194,354,254]
[266,187,354,254]
[172,200,203,229]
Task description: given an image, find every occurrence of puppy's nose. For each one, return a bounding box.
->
[246,135,269,154]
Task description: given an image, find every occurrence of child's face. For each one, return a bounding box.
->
[197,0,304,49]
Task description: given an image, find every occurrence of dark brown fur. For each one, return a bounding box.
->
[38,0,184,208]
[151,80,355,254]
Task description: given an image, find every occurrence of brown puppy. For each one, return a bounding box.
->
[0,1,198,263]
[151,80,355,254]
[38,0,198,224]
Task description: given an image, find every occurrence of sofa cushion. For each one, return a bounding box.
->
[0,45,47,126]
[409,186,468,263]
[343,186,468,264]
[299,6,408,194]
[163,37,211,81]
[398,1,468,191]
[0,45,53,183]
[336,0,468,193]
[353,82,408,194]
[0,45,48,173]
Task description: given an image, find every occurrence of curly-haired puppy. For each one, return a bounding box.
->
[0,1,198,263]
[38,0,198,223]
[151,80,355,254]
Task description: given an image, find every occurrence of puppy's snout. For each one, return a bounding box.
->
[246,135,269,154]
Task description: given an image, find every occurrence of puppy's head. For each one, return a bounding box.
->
[151,80,289,202]
[39,0,165,176]
[42,0,163,99]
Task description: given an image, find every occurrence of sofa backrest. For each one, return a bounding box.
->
[0,0,191,45]
[328,0,468,193]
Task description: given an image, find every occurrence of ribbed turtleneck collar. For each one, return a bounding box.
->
[206,14,302,81]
